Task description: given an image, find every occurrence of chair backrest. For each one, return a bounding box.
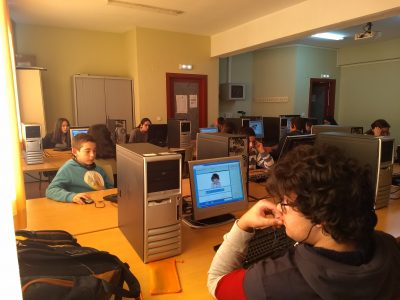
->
[95,159,115,186]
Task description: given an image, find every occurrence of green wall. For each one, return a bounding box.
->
[14,24,129,131]
[338,38,400,144]
[219,53,253,117]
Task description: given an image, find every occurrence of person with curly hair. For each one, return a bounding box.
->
[208,144,400,299]
[365,119,391,137]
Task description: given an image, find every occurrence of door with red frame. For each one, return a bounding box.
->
[308,78,336,124]
[166,73,207,140]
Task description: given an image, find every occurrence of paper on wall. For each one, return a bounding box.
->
[189,94,198,108]
[176,95,188,113]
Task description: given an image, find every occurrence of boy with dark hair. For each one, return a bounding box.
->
[208,144,400,299]
[239,127,274,170]
[366,119,391,136]
[46,133,114,204]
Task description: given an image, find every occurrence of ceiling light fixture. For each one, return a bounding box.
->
[107,0,184,16]
[311,32,345,40]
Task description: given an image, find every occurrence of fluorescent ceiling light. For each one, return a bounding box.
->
[107,0,184,16]
[311,32,345,40]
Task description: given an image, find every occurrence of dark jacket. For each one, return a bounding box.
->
[243,231,400,299]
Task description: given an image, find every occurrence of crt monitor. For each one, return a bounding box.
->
[69,127,89,144]
[199,127,218,133]
[184,156,248,228]
[278,134,316,160]
[249,119,264,139]
[148,124,168,147]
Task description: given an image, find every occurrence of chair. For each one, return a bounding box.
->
[95,159,116,187]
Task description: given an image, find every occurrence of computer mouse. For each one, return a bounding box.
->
[80,197,94,204]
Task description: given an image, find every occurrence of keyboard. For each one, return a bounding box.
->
[242,226,295,268]
[248,169,270,182]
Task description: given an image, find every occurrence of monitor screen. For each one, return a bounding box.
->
[199,127,218,133]
[278,134,316,160]
[249,120,264,138]
[70,127,89,136]
[148,124,168,147]
[312,125,363,135]
[186,156,248,227]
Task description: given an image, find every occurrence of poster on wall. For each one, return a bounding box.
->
[189,94,198,108]
[176,95,188,113]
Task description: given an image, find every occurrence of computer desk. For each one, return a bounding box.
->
[25,180,400,299]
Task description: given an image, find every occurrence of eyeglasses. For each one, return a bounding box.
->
[279,196,296,214]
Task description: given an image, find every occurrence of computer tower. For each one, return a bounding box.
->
[262,117,280,146]
[167,119,191,148]
[315,132,394,209]
[22,123,43,164]
[196,132,248,181]
[117,143,182,263]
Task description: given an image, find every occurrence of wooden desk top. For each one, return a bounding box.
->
[22,149,72,173]
[77,225,228,300]
[25,179,400,299]
[26,188,118,236]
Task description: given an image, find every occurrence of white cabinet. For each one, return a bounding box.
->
[73,75,134,130]
[16,68,47,136]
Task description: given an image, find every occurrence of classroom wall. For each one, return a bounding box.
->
[294,45,339,116]
[133,27,219,127]
[219,53,253,118]
[338,38,400,145]
[14,24,219,132]
[251,46,297,116]
[14,24,129,131]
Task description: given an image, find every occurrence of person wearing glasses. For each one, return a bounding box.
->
[208,144,400,299]
[128,118,152,143]
[365,119,391,137]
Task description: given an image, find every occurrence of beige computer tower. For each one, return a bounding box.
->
[117,143,182,263]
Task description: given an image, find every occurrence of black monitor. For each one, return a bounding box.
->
[184,156,248,228]
[249,119,264,139]
[148,124,168,147]
[278,134,316,160]
[199,127,218,133]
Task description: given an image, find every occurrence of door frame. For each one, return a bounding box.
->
[166,73,208,128]
[308,78,336,119]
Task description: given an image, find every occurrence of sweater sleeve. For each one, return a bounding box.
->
[207,221,254,299]
[45,167,76,202]
[256,151,274,169]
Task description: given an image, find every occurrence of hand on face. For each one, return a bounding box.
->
[237,199,283,232]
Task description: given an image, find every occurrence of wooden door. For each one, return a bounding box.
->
[308,78,336,124]
[166,73,207,139]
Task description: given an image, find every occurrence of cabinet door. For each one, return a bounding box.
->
[16,69,47,136]
[104,78,133,130]
[74,77,106,126]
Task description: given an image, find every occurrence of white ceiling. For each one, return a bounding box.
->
[8,0,400,49]
[8,0,306,35]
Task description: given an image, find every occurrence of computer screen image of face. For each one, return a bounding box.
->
[187,156,247,225]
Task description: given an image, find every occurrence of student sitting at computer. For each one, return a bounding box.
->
[365,119,391,137]
[42,117,71,149]
[46,133,114,204]
[129,118,152,143]
[239,127,274,170]
[208,144,400,299]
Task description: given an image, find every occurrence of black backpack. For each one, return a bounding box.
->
[16,230,141,300]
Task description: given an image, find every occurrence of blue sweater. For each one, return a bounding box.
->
[46,159,114,202]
